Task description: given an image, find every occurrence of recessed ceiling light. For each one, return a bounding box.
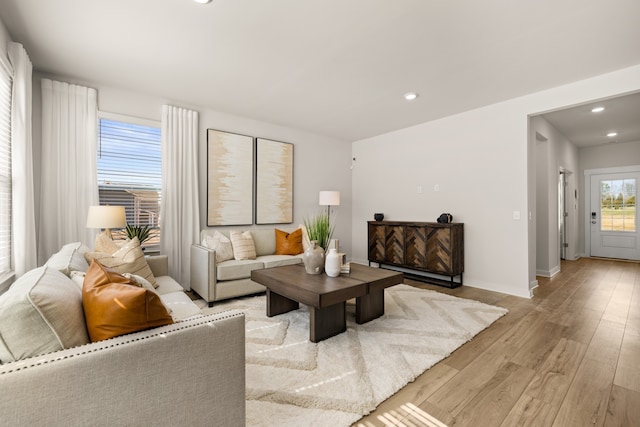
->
[403,92,418,101]
[607,132,618,137]
[193,0,212,4]
[591,106,605,113]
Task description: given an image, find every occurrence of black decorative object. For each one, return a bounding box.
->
[374,213,384,221]
[437,213,453,224]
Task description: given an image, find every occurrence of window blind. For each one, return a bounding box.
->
[97,118,162,252]
[0,63,12,275]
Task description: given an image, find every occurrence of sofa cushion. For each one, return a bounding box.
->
[275,228,303,255]
[45,242,91,276]
[82,260,173,342]
[217,259,264,281]
[230,230,256,260]
[259,254,304,269]
[154,275,186,295]
[159,292,201,321]
[0,266,89,364]
[84,237,157,287]
[202,231,234,262]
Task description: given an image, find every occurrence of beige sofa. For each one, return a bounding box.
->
[0,243,246,426]
[191,227,303,306]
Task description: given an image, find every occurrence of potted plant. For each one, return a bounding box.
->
[125,223,154,247]
[303,212,334,251]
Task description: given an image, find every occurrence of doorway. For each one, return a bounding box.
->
[559,170,569,260]
[586,167,640,260]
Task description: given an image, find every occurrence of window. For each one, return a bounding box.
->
[0,61,12,277]
[97,116,162,252]
[600,179,636,232]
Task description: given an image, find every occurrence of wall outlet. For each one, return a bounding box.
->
[434,184,440,192]
[416,185,422,194]
[513,211,521,220]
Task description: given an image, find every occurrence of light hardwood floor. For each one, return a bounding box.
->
[355,257,640,427]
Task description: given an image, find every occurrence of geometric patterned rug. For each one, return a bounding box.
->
[202,284,508,426]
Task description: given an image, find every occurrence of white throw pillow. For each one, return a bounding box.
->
[202,231,234,263]
[299,224,311,252]
[123,273,156,292]
[45,242,91,276]
[70,270,86,289]
[230,230,257,260]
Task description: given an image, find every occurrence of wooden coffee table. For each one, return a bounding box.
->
[251,263,403,342]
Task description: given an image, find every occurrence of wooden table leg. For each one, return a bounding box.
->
[266,289,299,317]
[356,289,384,324]
[309,302,346,343]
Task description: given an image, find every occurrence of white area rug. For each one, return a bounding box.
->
[201,284,508,426]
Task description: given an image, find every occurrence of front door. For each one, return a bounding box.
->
[590,172,639,260]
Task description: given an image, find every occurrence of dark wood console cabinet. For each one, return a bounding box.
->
[367,221,464,288]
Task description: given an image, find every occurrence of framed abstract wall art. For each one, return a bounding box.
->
[207,129,254,226]
[255,138,293,224]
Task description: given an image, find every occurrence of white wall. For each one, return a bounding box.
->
[352,64,640,298]
[531,116,579,277]
[31,72,353,258]
[578,140,640,255]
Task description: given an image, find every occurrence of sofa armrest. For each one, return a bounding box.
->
[190,244,217,303]
[146,254,169,277]
[0,310,246,427]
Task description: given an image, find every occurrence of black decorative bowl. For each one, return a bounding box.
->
[374,213,384,221]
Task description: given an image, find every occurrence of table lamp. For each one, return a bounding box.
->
[86,205,126,239]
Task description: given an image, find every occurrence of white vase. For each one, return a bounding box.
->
[325,248,341,277]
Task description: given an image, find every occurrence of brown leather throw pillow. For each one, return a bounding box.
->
[275,228,303,255]
[82,260,173,342]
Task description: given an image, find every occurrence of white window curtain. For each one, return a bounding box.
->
[8,43,37,277]
[160,105,200,289]
[38,79,98,263]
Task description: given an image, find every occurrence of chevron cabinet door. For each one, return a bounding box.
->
[368,223,385,262]
[406,225,427,268]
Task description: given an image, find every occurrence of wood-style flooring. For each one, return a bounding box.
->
[355,257,639,427]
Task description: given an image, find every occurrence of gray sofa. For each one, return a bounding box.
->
[0,243,246,426]
[191,227,304,306]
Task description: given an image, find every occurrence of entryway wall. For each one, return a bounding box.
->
[578,140,640,256]
[532,116,579,277]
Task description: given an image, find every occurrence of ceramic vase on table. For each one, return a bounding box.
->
[303,240,325,274]
[325,248,341,277]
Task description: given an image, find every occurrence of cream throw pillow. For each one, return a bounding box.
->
[84,237,158,287]
[230,230,257,260]
[94,231,126,255]
[202,231,234,263]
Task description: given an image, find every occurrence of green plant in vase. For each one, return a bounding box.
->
[125,223,153,246]
[304,211,334,251]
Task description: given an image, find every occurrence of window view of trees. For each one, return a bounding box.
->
[600,179,636,232]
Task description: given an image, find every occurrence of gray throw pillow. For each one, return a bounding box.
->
[0,266,90,364]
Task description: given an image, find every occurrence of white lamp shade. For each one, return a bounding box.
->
[86,206,126,229]
[319,191,340,206]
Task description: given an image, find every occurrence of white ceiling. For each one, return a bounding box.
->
[540,91,640,148]
[1,0,640,142]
